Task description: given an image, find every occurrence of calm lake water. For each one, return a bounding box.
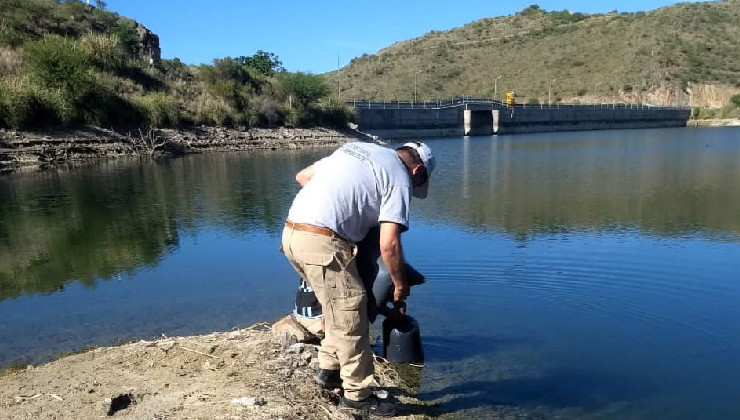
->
[1,127,739,419]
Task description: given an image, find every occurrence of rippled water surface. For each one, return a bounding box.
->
[1,127,739,419]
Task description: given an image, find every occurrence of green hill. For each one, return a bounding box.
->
[327,1,740,107]
[0,0,346,130]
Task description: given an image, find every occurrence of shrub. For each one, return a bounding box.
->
[0,76,36,128]
[24,35,92,94]
[201,58,253,87]
[0,74,73,127]
[577,88,587,96]
[161,58,190,81]
[34,83,75,124]
[692,107,714,119]
[135,92,180,127]
[77,84,141,127]
[79,32,125,72]
[313,100,353,128]
[250,95,285,127]
[730,94,740,108]
[191,93,234,126]
[279,72,330,108]
[518,5,542,17]
[527,97,540,104]
[109,20,139,56]
[0,23,24,47]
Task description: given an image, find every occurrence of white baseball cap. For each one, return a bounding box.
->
[402,142,435,199]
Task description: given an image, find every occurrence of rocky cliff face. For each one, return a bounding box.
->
[567,83,740,108]
[132,22,161,65]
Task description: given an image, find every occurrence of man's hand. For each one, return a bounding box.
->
[387,301,407,321]
[393,284,409,302]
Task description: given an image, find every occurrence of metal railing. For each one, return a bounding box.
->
[347,97,690,111]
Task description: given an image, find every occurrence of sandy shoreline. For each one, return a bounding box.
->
[0,324,431,419]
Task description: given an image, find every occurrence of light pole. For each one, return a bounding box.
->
[594,82,602,95]
[337,53,341,102]
[548,79,556,105]
[414,70,424,103]
[634,83,641,105]
[494,75,502,100]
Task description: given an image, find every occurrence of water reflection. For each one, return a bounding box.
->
[1,128,739,301]
[428,128,740,239]
[0,151,321,302]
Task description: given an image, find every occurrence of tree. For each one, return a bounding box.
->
[236,51,284,77]
[731,94,740,108]
[519,5,542,16]
[279,72,330,108]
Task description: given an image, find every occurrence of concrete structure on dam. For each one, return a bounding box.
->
[350,98,692,138]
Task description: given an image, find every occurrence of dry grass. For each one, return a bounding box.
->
[79,33,125,71]
[0,46,23,77]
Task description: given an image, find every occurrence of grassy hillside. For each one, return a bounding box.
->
[0,0,348,130]
[328,1,740,108]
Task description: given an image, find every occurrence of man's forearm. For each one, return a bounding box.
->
[379,222,408,300]
[381,241,406,290]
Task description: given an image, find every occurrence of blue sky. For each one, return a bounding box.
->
[105,0,708,74]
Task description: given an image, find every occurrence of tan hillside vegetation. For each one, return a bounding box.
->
[0,0,350,130]
[327,1,740,107]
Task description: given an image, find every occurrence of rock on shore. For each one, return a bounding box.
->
[0,324,430,419]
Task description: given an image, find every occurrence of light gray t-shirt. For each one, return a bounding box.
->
[287,142,411,242]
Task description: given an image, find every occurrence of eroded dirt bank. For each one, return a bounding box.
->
[0,126,363,173]
[0,324,431,419]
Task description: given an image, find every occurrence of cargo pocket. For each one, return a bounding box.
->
[332,292,366,335]
[301,251,337,289]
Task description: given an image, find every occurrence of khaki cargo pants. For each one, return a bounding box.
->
[281,226,374,401]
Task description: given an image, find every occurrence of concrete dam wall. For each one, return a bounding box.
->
[354,107,463,139]
[353,99,691,138]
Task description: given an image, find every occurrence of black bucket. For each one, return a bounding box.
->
[382,315,424,364]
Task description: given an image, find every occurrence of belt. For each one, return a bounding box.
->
[285,220,345,240]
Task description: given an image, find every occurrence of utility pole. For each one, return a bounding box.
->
[494,75,502,100]
[414,70,423,103]
[549,79,556,105]
[337,53,341,102]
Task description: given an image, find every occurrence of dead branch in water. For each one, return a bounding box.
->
[127,127,167,158]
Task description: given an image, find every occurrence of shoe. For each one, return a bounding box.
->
[314,368,342,389]
[339,395,396,417]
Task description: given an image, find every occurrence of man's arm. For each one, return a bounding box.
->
[295,164,315,187]
[379,222,409,303]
